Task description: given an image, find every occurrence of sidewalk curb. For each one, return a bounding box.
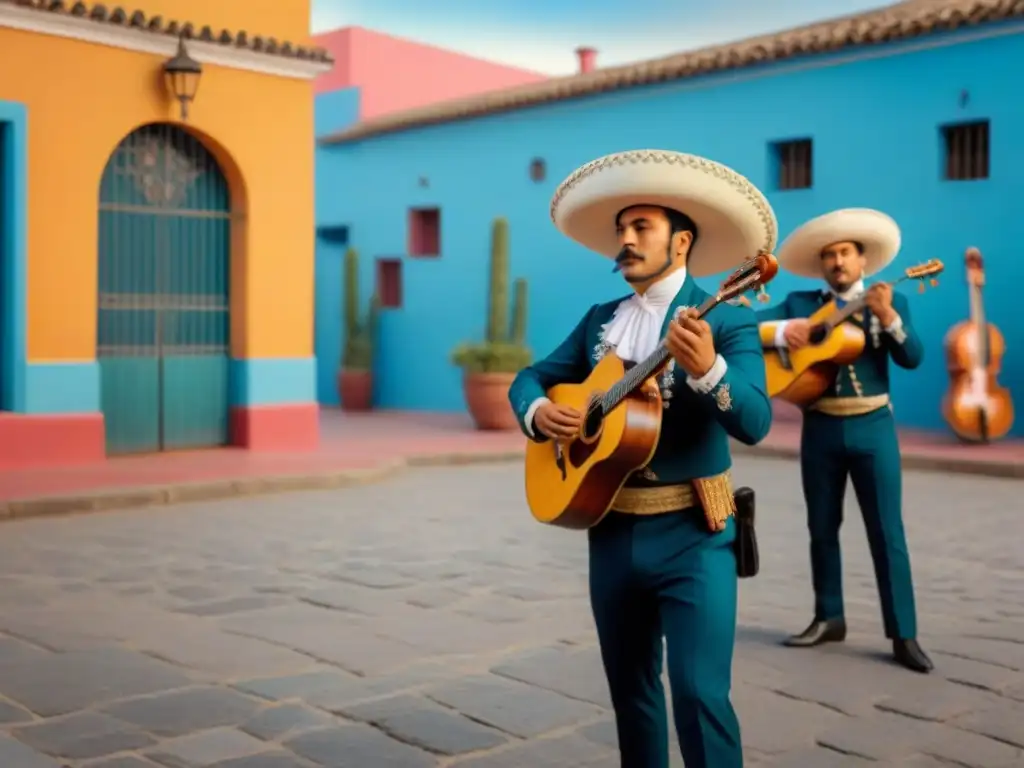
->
[0,443,1017,523]
[731,442,1024,479]
[0,450,529,522]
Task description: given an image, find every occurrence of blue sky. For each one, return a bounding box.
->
[311,0,894,75]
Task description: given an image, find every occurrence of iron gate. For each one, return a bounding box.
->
[97,124,231,455]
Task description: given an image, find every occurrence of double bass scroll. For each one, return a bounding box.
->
[940,247,1014,443]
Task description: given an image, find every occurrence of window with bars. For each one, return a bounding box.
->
[771,138,813,190]
[316,224,349,245]
[942,120,989,181]
[408,207,440,257]
[376,258,402,309]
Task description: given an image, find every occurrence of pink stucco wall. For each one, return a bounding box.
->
[312,26,548,120]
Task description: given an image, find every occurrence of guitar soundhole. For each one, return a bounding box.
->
[581,400,604,442]
[808,324,829,345]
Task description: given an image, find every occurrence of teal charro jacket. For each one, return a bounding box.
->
[508,274,772,483]
[755,289,923,398]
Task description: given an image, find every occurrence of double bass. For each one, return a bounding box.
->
[941,248,1014,443]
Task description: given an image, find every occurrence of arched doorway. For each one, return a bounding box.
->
[97,124,231,455]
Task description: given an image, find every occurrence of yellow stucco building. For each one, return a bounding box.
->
[0,0,330,468]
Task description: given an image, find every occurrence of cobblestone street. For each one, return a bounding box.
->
[0,456,1020,768]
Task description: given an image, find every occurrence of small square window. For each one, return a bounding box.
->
[316,225,349,245]
[376,258,402,308]
[771,138,813,190]
[942,120,989,181]
[409,207,440,257]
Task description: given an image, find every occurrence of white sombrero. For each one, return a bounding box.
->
[776,208,901,279]
[550,150,777,277]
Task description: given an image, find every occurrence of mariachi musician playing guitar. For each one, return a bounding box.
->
[509,150,776,768]
[755,208,933,674]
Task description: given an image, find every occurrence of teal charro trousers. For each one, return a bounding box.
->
[800,406,918,639]
[588,510,742,768]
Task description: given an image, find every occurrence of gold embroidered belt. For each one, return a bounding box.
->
[810,394,890,417]
[611,471,736,531]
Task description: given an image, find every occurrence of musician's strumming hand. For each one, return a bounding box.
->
[783,318,812,350]
[535,402,583,441]
[865,283,897,326]
[667,308,717,378]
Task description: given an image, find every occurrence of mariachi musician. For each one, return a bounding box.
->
[509,150,775,767]
[755,208,932,673]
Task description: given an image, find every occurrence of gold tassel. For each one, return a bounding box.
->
[692,473,736,532]
[918,282,925,293]
[756,285,770,303]
[930,278,938,287]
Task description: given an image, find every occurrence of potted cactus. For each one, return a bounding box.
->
[337,247,380,411]
[451,217,532,430]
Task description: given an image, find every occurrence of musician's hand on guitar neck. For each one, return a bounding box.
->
[865,283,897,326]
[782,319,811,350]
[667,308,717,378]
[534,402,583,441]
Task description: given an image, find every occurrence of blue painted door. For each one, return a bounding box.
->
[97,124,231,455]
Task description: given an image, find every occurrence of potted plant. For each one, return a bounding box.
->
[337,247,380,411]
[451,217,532,430]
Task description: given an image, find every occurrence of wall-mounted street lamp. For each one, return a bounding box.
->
[163,36,202,120]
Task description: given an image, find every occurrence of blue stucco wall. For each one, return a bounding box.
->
[316,23,1024,437]
[314,87,360,405]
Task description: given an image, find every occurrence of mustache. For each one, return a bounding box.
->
[612,248,642,272]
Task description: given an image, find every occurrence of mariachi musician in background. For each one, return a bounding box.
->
[755,209,934,674]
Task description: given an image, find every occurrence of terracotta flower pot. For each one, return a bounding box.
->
[463,372,518,430]
[338,369,373,411]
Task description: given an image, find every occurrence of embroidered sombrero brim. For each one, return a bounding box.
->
[550,150,777,277]
[776,208,901,279]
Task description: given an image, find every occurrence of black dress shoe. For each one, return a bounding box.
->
[893,639,933,673]
[783,618,848,647]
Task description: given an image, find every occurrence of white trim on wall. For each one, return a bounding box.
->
[0,3,332,80]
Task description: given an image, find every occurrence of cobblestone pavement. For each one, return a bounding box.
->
[0,457,1021,768]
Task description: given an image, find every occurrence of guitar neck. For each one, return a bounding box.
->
[600,293,720,413]
[826,274,911,325]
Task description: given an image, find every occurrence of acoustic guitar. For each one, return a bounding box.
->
[941,248,1014,443]
[524,252,778,530]
[760,259,944,407]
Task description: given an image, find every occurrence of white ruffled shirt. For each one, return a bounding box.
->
[524,267,728,436]
[600,267,687,362]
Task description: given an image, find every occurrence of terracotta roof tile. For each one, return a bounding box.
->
[320,0,1019,144]
[1,0,333,63]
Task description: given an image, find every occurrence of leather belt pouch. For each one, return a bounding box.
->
[733,486,759,578]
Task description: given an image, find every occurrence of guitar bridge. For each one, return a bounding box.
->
[777,348,792,370]
[554,442,567,481]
